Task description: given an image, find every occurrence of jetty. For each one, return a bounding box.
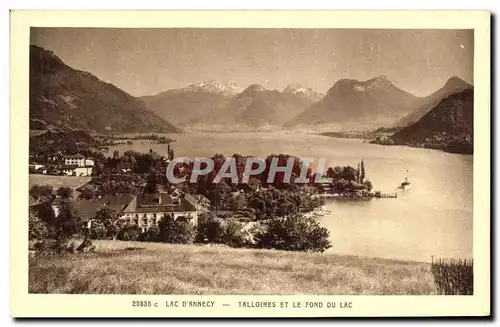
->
[372,191,397,198]
[313,191,397,200]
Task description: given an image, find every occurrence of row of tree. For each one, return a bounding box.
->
[29,202,332,254]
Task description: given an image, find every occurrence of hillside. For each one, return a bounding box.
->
[29,45,180,134]
[285,76,422,131]
[142,82,321,130]
[394,76,473,127]
[372,89,474,154]
[29,240,434,295]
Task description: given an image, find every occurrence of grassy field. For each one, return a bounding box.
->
[29,240,435,295]
[29,174,91,190]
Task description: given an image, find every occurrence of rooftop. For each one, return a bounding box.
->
[99,193,134,213]
[123,193,197,213]
[68,199,104,222]
[64,154,85,159]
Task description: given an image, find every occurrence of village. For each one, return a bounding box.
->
[29,142,383,253]
[29,149,214,235]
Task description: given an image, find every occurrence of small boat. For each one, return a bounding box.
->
[398,177,411,189]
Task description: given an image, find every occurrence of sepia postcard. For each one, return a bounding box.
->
[10,10,490,318]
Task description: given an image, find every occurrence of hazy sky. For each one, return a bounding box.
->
[31,28,473,97]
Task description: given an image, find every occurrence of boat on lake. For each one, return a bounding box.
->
[398,177,411,190]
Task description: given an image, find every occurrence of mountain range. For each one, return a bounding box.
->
[29,45,179,134]
[142,75,472,133]
[30,46,473,146]
[141,82,323,130]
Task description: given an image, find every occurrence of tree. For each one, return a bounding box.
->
[195,213,225,243]
[78,185,94,200]
[362,179,373,192]
[29,209,48,243]
[360,159,365,183]
[168,147,175,161]
[257,214,332,253]
[158,215,196,244]
[49,203,85,253]
[229,194,247,212]
[94,207,121,240]
[220,220,248,248]
[56,186,74,199]
[29,184,54,203]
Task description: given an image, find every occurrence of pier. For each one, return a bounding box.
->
[313,191,398,200]
[372,192,397,199]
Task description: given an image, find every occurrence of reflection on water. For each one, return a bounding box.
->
[110,132,473,262]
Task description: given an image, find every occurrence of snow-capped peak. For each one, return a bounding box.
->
[183,80,243,96]
[353,76,392,92]
[284,84,313,95]
[284,84,323,100]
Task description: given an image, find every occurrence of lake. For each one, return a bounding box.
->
[109,131,473,262]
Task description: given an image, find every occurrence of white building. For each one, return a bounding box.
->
[63,165,93,177]
[64,154,94,168]
[120,193,207,233]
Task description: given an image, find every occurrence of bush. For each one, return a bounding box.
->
[89,223,107,240]
[196,214,251,248]
[257,214,332,253]
[158,216,196,244]
[431,258,473,295]
[220,220,248,248]
[29,210,48,242]
[141,225,160,242]
[196,214,225,243]
[118,225,141,242]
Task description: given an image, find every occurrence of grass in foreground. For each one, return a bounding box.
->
[29,174,91,190]
[29,240,435,295]
[431,258,473,295]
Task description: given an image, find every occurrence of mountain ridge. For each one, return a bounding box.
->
[393,76,473,127]
[29,45,180,134]
[141,82,323,129]
[371,88,474,154]
[284,75,422,130]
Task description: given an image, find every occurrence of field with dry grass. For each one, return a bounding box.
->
[29,174,91,190]
[29,240,436,295]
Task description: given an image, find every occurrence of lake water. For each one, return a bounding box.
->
[110,131,473,262]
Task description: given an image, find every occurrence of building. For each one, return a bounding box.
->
[29,162,45,171]
[64,154,94,168]
[120,193,203,233]
[51,194,135,229]
[64,154,85,167]
[85,158,95,167]
[62,165,93,177]
[50,192,209,234]
[29,162,47,174]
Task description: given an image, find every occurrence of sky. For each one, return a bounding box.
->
[30,28,474,97]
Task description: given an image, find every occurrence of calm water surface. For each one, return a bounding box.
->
[111,132,473,262]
